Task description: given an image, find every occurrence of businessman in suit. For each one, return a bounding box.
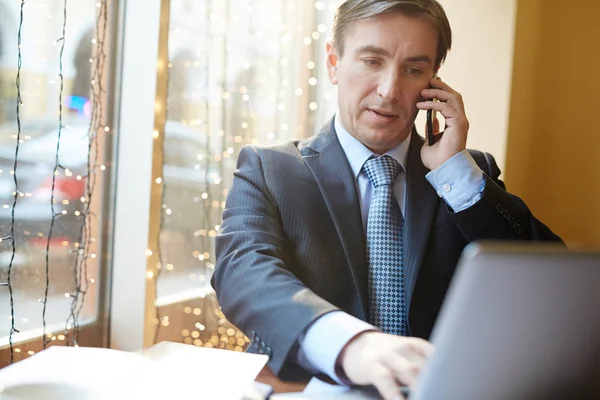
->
[213,1,562,399]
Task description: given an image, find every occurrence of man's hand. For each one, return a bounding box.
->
[338,331,434,400]
[417,77,470,171]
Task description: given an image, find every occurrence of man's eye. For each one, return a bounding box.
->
[408,68,423,75]
[363,59,381,66]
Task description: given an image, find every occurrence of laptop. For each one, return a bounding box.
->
[412,241,600,400]
[272,242,600,400]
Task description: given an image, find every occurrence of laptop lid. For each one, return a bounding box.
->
[412,242,600,400]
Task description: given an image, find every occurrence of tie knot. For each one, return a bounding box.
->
[363,155,402,188]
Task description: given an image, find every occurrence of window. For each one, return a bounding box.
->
[0,0,114,363]
[153,0,339,349]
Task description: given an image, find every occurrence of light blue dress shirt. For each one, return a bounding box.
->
[297,114,486,382]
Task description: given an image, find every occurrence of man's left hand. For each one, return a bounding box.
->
[417,77,470,170]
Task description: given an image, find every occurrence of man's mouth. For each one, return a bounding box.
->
[368,108,398,118]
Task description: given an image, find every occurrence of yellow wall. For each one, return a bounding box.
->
[506,0,600,247]
[415,0,517,170]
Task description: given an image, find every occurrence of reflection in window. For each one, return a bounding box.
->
[0,0,112,363]
[155,0,339,350]
[0,2,16,123]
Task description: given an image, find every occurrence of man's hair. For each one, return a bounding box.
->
[332,0,452,69]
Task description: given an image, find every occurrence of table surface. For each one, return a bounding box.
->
[255,365,308,394]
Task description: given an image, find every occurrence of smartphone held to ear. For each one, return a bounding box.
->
[426,73,443,145]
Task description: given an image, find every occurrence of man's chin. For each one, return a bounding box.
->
[360,130,410,152]
[361,139,399,154]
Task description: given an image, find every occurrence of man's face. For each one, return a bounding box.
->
[327,12,438,154]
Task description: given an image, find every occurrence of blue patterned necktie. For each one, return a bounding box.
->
[363,155,407,336]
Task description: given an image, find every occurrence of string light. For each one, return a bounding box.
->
[1,0,27,364]
[0,0,335,355]
[60,0,111,349]
[41,0,69,345]
[148,0,339,351]
[1,0,110,361]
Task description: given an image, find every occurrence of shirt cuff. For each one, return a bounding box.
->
[426,149,486,212]
[297,311,376,385]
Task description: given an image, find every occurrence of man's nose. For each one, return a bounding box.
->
[377,69,402,102]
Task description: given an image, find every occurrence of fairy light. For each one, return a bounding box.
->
[1,0,27,364]
[42,0,69,348]
[132,0,340,352]
[1,0,110,361]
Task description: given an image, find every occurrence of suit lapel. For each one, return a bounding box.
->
[404,128,440,311]
[301,120,368,319]
[299,122,440,320]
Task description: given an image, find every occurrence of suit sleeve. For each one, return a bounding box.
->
[450,151,563,243]
[211,145,338,375]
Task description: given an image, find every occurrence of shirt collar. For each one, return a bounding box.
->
[334,112,411,180]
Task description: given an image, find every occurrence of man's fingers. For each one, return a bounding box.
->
[371,366,405,400]
[421,84,466,113]
[428,76,458,96]
[340,333,434,400]
[407,337,435,358]
[420,88,454,103]
[390,338,433,371]
[400,349,427,371]
[381,356,421,387]
[417,100,459,121]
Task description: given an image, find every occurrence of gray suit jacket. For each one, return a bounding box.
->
[212,119,562,381]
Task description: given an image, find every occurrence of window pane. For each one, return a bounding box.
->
[155,0,338,347]
[0,0,113,361]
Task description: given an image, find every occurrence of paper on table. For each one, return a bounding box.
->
[0,346,158,399]
[142,341,269,399]
[303,377,352,395]
[270,378,380,400]
[0,343,269,400]
[270,377,383,400]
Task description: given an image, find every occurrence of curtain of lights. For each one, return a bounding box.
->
[0,0,110,365]
[152,0,340,351]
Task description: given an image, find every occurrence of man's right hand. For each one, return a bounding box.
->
[338,331,434,400]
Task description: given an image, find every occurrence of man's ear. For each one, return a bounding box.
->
[326,40,339,85]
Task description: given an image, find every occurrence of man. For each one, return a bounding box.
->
[212,1,562,399]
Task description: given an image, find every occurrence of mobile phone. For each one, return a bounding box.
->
[426,72,442,145]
